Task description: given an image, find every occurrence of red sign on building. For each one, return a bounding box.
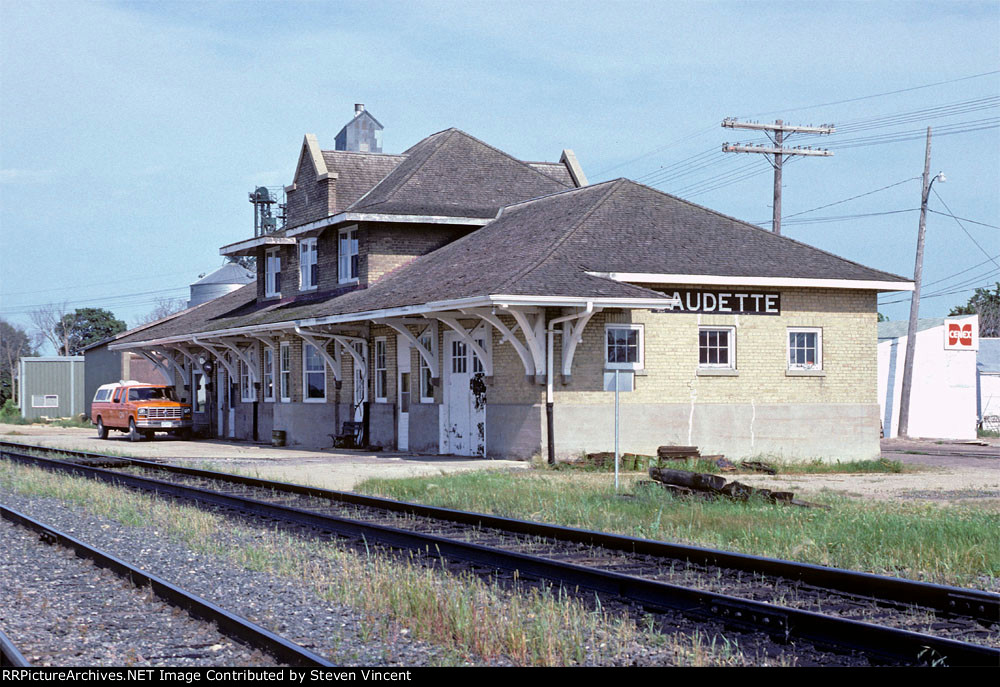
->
[945,321,976,350]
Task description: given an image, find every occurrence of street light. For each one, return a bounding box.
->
[897,124,944,439]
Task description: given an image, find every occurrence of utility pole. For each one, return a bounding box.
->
[898,127,943,439]
[722,119,835,234]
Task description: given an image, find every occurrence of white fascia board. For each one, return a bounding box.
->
[586,272,915,292]
[285,212,492,238]
[108,294,680,350]
[219,236,296,257]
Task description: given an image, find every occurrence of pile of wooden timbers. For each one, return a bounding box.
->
[647,466,828,509]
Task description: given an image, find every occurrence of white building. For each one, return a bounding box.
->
[878,315,979,440]
[978,338,1000,430]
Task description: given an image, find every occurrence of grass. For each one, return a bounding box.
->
[558,453,907,475]
[0,461,785,666]
[357,469,999,590]
[978,428,1000,438]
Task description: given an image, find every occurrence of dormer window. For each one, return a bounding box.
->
[299,238,318,291]
[265,248,282,298]
[338,227,359,284]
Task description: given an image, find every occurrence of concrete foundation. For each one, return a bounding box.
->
[550,402,881,462]
[485,403,543,460]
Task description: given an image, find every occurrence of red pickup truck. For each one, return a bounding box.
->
[91,381,193,441]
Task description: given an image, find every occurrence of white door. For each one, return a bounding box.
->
[397,334,411,451]
[442,331,487,457]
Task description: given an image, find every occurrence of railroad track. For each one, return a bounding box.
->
[2,441,998,667]
[0,504,334,668]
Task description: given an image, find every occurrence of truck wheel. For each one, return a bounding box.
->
[96,418,108,440]
[128,418,141,442]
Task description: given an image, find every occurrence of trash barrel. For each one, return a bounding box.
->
[272,430,286,447]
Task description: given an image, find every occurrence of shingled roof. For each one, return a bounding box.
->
[320,150,405,210]
[116,178,909,347]
[345,129,572,218]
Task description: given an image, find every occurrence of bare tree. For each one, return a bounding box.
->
[0,319,35,404]
[29,303,71,356]
[136,297,188,326]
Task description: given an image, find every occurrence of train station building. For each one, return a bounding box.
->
[108,110,913,462]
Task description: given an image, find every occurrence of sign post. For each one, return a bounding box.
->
[604,370,634,492]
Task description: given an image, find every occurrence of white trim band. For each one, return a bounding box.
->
[586,271,914,292]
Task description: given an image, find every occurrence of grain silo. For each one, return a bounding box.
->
[188,263,255,308]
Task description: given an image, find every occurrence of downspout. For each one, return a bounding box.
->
[545,302,594,465]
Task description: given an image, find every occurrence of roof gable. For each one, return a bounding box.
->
[346,128,571,219]
[291,134,331,185]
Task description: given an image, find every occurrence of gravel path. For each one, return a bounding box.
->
[0,488,483,667]
[0,518,280,667]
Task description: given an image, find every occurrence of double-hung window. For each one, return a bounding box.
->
[418,332,434,402]
[265,248,282,297]
[605,324,644,370]
[299,238,318,291]
[374,337,388,402]
[279,342,291,402]
[788,327,822,371]
[699,327,736,370]
[262,348,275,402]
[239,355,254,402]
[302,343,326,402]
[338,227,359,283]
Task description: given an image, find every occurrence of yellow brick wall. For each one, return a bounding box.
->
[544,287,878,405]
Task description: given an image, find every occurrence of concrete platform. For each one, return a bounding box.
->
[0,423,528,491]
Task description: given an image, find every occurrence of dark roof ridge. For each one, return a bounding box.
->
[618,177,911,282]
[499,179,625,290]
[497,178,616,213]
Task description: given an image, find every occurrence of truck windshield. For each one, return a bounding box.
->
[127,387,176,402]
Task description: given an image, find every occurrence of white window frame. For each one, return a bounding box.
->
[605,324,644,370]
[787,327,823,371]
[32,394,58,408]
[279,342,291,402]
[418,331,434,403]
[263,348,275,402]
[302,343,326,402]
[698,326,736,370]
[265,248,282,298]
[374,337,388,403]
[338,226,359,284]
[299,238,318,291]
[239,359,252,402]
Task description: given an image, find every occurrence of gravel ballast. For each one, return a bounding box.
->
[0,487,483,667]
[0,517,280,667]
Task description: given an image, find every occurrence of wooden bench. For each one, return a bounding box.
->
[331,421,364,449]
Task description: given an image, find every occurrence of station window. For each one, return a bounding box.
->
[303,343,326,402]
[299,238,318,291]
[338,227,359,283]
[279,342,291,402]
[262,348,275,402]
[265,248,282,297]
[605,324,644,370]
[788,327,822,370]
[240,349,257,402]
[699,327,736,369]
[374,337,388,402]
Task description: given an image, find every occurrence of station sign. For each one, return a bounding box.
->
[652,288,781,315]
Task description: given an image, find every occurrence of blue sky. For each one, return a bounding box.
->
[1,0,998,351]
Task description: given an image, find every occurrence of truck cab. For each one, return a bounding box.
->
[91,381,193,441]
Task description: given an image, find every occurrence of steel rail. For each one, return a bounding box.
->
[0,627,29,667]
[3,448,997,666]
[1,440,994,623]
[0,504,335,668]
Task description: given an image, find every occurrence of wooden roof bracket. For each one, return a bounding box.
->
[560,306,601,384]
[192,338,238,379]
[373,318,439,384]
[426,313,493,377]
[505,308,546,384]
[210,339,259,385]
[293,326,343,386]
[460,308,534,380]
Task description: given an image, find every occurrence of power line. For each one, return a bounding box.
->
[0,286,191,316]
[927,209,1000,231]
[931,189,1000,272]
[879,275,1000,305]
[0,267,215,298]
[779,208,918,226]
[757,177,921,225]
[741,70,1000,118]
[919,253,1000,289]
